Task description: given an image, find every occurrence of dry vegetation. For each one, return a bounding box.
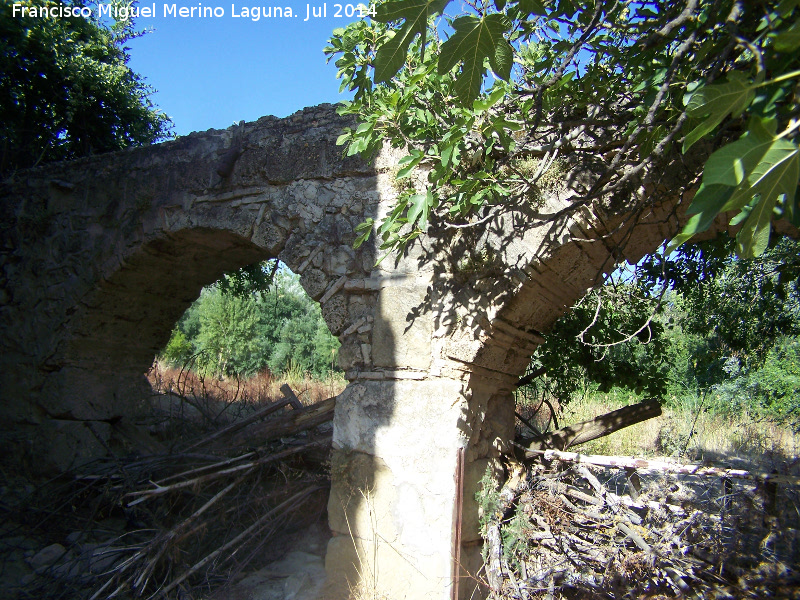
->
[0,364,346,600]
[559,395,800,469]
[491,393,800,599]
[480,457,800,600]
[148,362,345,422]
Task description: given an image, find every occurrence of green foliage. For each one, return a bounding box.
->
[476,463,500,532]
[266,301,334,378]
[192,289,266,378]
[328,0,800,259]
[475,464,535,570]
[0,0,172,174]
[706,338,800,424]
[161,329,194,367]
[526,281,672,403]
[643,235,800,369]
[216,260,279,296]
[529,235,800,428]
[674,116,800,257]
[438,13,513,104]
[682,73,757,154]
[500,511,534,571]
[159,265,340,380]
[373,0,449,82]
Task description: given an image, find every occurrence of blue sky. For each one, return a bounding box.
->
[126,2,364,135]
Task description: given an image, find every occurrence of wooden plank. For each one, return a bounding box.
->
[279,383,304,410]
[229,396,336,446]
[184,390,300,451]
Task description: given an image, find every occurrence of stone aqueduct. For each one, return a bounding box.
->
[2,104,693,598]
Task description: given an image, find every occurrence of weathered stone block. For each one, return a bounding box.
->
[321,294,347,335]
[37,420,113,473]
[299,268,328,300]
[250,222,287,255]
[323,534,453,600]
[372,283,432,370]
[332,379,467,465]
[327,449,398,541]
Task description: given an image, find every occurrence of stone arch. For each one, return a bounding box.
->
[375,188,692,597]
[56,228,270,422]
[56,218,372,427]
[0,104,384,471]
[439,183,793,596]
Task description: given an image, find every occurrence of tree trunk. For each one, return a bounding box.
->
[517,399,661,457]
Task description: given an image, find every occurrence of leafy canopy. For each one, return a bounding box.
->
[0,0,172,174]
[638,234,800,368]
[526,236,800,421]
[326,0,800,259]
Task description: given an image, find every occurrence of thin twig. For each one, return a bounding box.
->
[158,485,324,596]
[126,437,331,505]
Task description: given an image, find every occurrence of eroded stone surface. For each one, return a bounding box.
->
[372,280,434,370]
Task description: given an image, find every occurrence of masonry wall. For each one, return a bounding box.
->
[0,105,377,470]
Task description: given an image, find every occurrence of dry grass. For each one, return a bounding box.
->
[341,488,393,600]
[147,361,346,432]
[557,393,800,472]
[150,361,346,406]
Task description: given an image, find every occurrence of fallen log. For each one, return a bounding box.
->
[516,399,662,457]
[183,383,305,451]
[229,395,336,447]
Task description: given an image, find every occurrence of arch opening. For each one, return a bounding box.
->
[13,228,347,600]
[130,259,345,600]
[148,257,345,429]
[43,229,273,433]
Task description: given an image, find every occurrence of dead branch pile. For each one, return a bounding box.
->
[0,385,336,600]
[483,455,800,600]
